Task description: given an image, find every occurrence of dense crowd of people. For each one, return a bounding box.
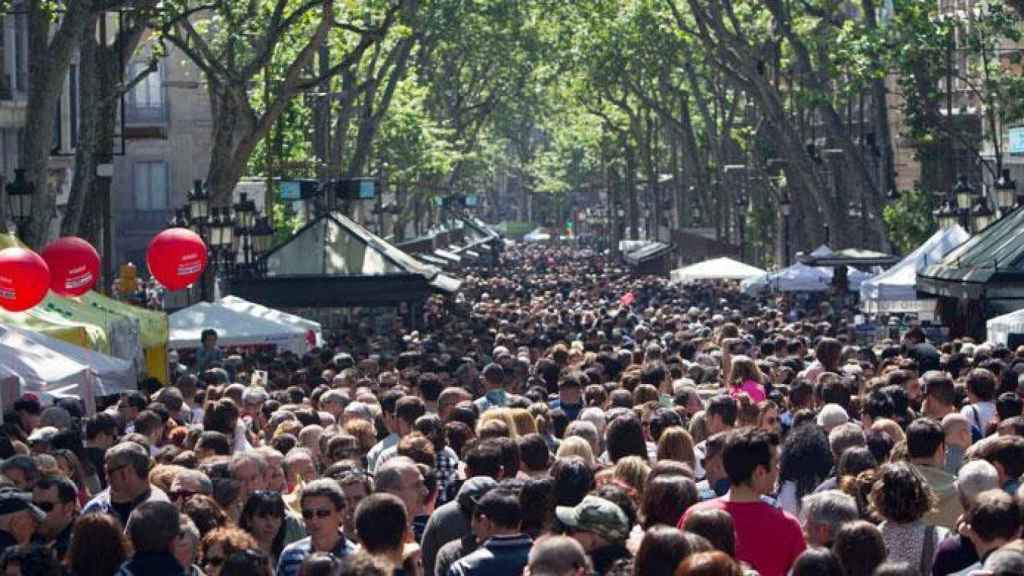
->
[2,244,1024,576]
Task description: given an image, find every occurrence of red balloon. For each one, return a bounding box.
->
[146,228,208,291]
[41,236,100,296]
[0,247,51,311]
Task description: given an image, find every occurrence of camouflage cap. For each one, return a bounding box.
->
[555,495,629,543]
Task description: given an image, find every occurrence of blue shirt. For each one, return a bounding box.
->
[276,533,356,576]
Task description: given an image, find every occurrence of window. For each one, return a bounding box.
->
[133,161,168,212]
[126,60,166,122]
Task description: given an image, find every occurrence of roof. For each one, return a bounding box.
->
[919,207,1024,290]
[624,242,672,265]
[799,247,900,268]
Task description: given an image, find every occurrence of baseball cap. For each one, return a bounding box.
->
[0,490,45,521]
[555,495,629,543]
[817,404,849,430]
[456,476,498,514]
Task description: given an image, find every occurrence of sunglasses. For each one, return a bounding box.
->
[205,557,226,567]
[33,501,54,513]
[301,508,334,520]
[170,491,197,502]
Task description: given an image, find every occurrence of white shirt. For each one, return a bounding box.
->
[961,401,996,432]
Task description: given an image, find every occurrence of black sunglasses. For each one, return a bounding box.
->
[301,508,334,520]
[33,501,54,513]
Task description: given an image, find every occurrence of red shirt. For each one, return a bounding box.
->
[680,497,806,576]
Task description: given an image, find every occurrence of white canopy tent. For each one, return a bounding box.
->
[861,225,969,314]
[0,325,100,412]
[170,302,309,354]
[670,257,766,285]
[524,228,552,242]
[218,295,323,348]
[4,324,134,397]
[742,263,870,295]
[988,308,1024,347]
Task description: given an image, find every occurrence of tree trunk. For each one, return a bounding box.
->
[61,31,98,237]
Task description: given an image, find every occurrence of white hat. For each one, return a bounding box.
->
[817,404,849,430]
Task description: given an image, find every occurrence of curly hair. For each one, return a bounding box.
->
[200,527,259,567]
[869,462,936,523]
[779,423,834,504]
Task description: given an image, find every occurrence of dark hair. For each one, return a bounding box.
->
[395,396,426,426]
[183,494,229,537]
[837,446,878,478]
[0,544,62,576]
[722,428,777,486]
[239,491,287,559]
[966,368,998,402]
[979,435,1024,479]
[518,433,551,472]
[865,430,895,464]
[550,456,594,507]
[906,418,945,460]
[633,526,694,576]
[68,514,129,576]
[922,371,956,406]
[779,423,832,503]
[863,389,895,422]
[354,494,407,554]
[966,489,1021,543]
[872,562,918,576]
[221,549,273,576]
[203,399,240,436]
[833,520,886,576]
[474,487,521,529]
[791,548,843,576]
[127,501,181,553]
[201,328,219,342]
[997,392,1024,420]
[706,396,738,427]
[300,552,345,576]
[869,462,935,523]
[35,475,77,504]
[464,440,503,478]
[682,508,735,556]
[519,478,555,537]
[606,415,648,464]
[647,408,683,444]
[675,551,743,576]
[84,413,118,440]
[641,475,698,529]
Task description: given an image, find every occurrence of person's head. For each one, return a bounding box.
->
[977,434,1024,486]
[556,437,595,469]
[674,551,743,576]
[170,469,214,508]
[921,371,956,418]
[374,457,427,518]
[550,457,594,507]
[634,525,703,576]
[525,535,590,576]
[555,495,629,552]
[67,513,130,576]
[655,427,695,470]
[11,396,41,434]
[31,475,77,539]
[354,493,408,556]
[790,548,843,576]
[481,363,505,391]
[605,415,648,464]
[300,478,348,540]
[127,500,181,554]
[641,474,698,529]
[174,516,202,570]
[104,441,152,500]
[394,396,426,437]
[961,489,1021,554]
[0,491,43,545]
[704,396,737,434]
[201,328,219,349]
[681,508,734,556]
[0,544,62,576]
[238,491,286,556]
[721,428,778,495]
[983,542,1024,575]
[518,433,552,473]
[905,417,945,467]
[869,462,935,524]
[84,414,118,448]
[558,373,584,406]
[220,549,273,576]
[799,489,857,547]
[956,459,1000,510]
[832,520,886,576]
[0,457,38,491]
[200,527,259,576]
[471,487,522,541]
[230,452,268,503]
[779,423,833,499]
[564,421,601,457]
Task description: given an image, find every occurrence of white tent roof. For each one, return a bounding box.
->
[742,263,870,294]
[810,244,834,257]
[170,302,308,354]
[218,295,323,348]
[860,225,969,309]
[988,308,1024,346]
[3,324,134,397]
[0,325,100,411]
[524,228,552,242]
[670,257,766,285]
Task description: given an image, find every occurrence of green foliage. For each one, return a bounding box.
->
[883,188,938,255]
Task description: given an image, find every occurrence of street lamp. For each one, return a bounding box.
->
[971,196,994,231]
[932,199,958,229]
[5,169,34,236]
[780,192,792,267]
[186,180,209,223]
[735,193,747,261]
[994,169,1017,217]
[252,216,275,256]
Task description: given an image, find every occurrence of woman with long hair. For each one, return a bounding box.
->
[728,355,766,403]
[870,462,948,575]
[777,423,833,516]
[66,514,129,576]
[238,491,287,563]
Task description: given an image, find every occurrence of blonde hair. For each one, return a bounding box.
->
[556,436,595,468]
[149,464,187,493]
[656,426,696,470]
[343,419,377,453]
[871,418,906,446]
[613,455,651,498]
[509,408,538,436]
[478,408,520,439]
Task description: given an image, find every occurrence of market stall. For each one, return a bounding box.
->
[670,257,766,285]
[218,295,323,348]
[0,325,99,413]
[170,301,310,354]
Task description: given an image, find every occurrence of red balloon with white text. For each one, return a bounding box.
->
[41,236,100,296]
[146,228,208,291]
[0,247,51,311]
